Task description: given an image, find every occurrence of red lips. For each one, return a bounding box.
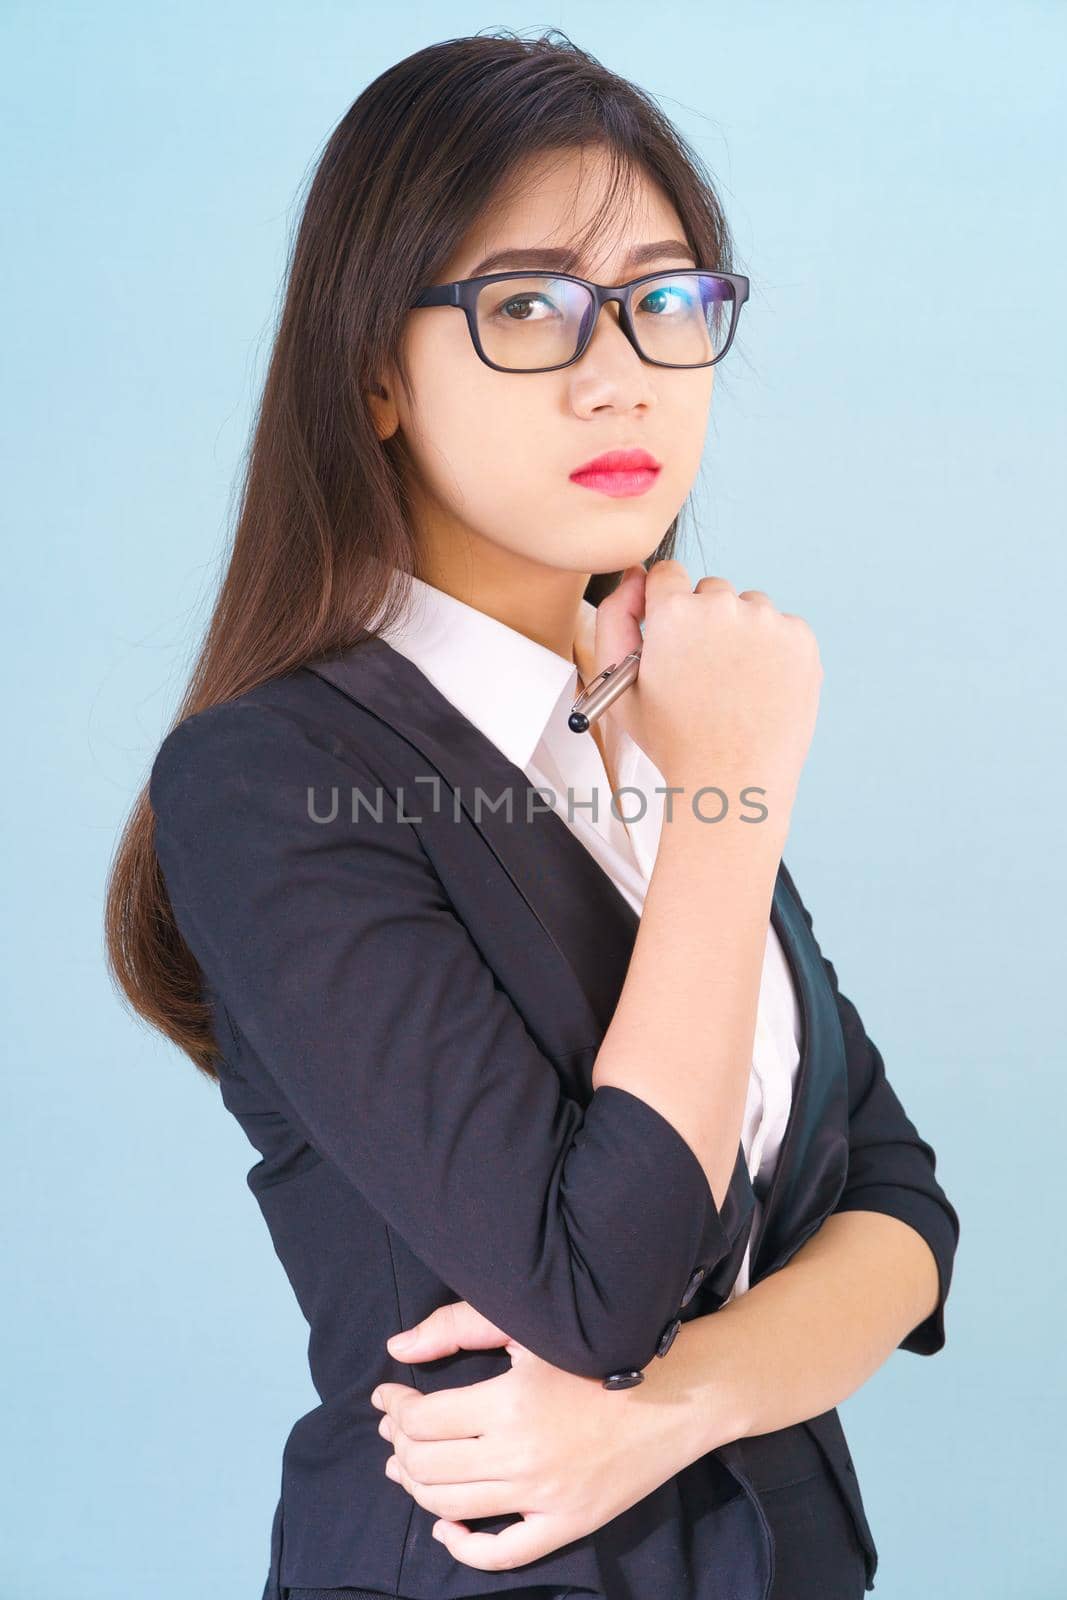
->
[570,447,661,476]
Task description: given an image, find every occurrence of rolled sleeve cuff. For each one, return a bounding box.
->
[583,1086,732,1381]
[833,1183,960,1355]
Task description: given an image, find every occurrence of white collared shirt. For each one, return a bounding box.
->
[375,572,802,1301]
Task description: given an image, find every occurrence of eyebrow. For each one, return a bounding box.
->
[466,238,698,278]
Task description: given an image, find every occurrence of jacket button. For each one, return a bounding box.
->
[680,1266,706,1307]
[602,1369,645,1390]
[655,1317,682,1358]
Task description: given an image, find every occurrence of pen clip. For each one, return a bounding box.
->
[571,656,629,712]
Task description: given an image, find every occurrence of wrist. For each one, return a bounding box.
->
[658,773,794,843]
[669,1311,755,1461]
[655,801,791,877]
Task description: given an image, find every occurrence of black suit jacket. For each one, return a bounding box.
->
[149,632,960,1600]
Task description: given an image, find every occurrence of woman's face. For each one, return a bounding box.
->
[371,145,716,584]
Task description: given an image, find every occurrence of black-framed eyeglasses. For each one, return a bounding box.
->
[409,268,749,374]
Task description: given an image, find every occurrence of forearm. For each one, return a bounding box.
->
[592,808,788,1208]
[666,1208,942,1460]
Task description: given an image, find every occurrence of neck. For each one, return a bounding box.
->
[415,528,593,668]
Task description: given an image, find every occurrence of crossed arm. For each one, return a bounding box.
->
[662,1206,943,1457]
[372,851,959,1570]
[371,1203,944,1572]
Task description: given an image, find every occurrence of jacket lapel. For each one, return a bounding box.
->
[306,633,849,1288]
[747,873,851,1279]
[308,633,639,1037]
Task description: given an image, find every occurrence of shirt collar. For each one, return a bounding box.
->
[374,571,599,775]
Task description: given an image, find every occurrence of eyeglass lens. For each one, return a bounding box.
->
[474,272,737,371]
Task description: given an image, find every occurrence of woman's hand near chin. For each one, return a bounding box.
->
[576,563,647,753]
[368,1298,718,1574]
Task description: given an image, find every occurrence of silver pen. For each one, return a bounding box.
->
[568,649,642,733]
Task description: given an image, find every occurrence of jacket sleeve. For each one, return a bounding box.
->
[149,697,732,1381]
[778,861,960,1356]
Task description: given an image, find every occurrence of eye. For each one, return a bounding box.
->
[494,292,561,322]
[636,282,694,316]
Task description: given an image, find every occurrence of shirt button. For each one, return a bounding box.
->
[655,1317,682,1358]
[601,1369,645,1390]
[680,1266,706,1307]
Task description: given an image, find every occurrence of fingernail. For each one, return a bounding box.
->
[370,1388,383,1407]
[388,1331,415,1351]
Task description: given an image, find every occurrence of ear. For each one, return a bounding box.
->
[366,380,399,441]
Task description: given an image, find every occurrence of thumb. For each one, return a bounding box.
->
[385,1300,509,1361]
[591,564,646,680]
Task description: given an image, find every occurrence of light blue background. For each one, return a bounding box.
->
[3,4,1063,1597]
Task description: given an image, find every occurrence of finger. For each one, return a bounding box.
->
[643,555,694,619]
[386,1299,508,1363]
[386,1454,520,1520]
[378,1368,512,1443]
[382,1422,494,1484]
[370,1382,414,1413]
[588,562,646,681]
[693,574,737,596]
[431,1510,569,1573]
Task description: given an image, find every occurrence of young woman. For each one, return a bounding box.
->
[106,30,959,1600]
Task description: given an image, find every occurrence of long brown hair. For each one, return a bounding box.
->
[104,26,742,1081]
